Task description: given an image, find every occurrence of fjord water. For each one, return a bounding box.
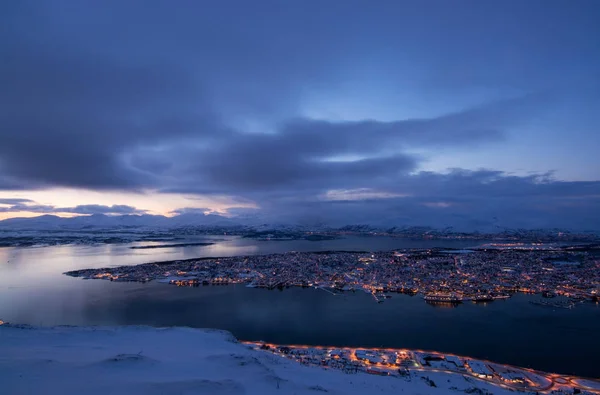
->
[1,236,599,378]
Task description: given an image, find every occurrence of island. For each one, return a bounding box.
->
[66,246,600,307]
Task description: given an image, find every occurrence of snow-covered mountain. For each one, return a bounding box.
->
[0,324,523,395]
[0,213,326,232]
[0,214,597,239]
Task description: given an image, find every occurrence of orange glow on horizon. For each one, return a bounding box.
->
[0,188,258,220]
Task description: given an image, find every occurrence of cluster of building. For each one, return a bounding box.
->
[66,247,600,306]
[245,342,600,394]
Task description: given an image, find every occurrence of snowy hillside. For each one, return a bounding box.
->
[0,325,521,395]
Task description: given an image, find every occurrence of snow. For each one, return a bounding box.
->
[0,324,519,395]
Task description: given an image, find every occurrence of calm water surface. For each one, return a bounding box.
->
[1,235,598,378]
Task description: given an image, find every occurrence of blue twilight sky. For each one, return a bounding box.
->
[0,0,599,230]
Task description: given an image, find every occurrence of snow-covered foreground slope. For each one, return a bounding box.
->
[0,325,522,395]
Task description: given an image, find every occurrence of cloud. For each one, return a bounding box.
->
[0,198,33,205]
[322,189,410,201]
[0,203,56,213]
[150,94,545,198]
[0,2,599,230]
[0,43,213,190]
[0,174,40,191]
[0,202,147,215]
[2,1,595,194]
[237,170,600,231]
[169,208,213,216]
[2,170,599,230]
[56,205,148,215]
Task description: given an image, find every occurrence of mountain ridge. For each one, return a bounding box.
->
[0,213,598,237]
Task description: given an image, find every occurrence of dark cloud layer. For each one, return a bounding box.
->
[250,170,600,231]
[1,1,599,230]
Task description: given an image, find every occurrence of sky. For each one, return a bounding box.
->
[1,0,599,230]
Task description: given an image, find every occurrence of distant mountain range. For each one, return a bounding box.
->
[0,213,241,230]
[0,214,598,240]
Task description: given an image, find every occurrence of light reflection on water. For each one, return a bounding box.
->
[0,235,599,378]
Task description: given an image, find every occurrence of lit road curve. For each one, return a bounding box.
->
[244,342,600,394]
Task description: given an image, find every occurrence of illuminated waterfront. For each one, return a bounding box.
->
[66,247,600,306]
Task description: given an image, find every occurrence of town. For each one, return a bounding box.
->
[66,246,600,307]
[245,341,600,394]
